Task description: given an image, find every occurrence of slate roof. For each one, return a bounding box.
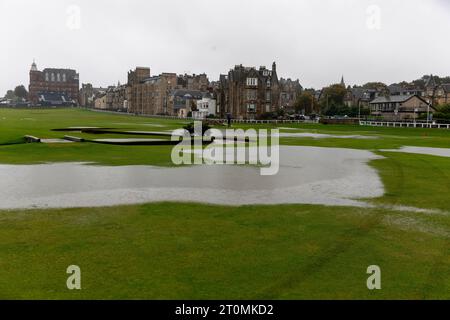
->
[441,84,450,93]
[370,95,416,104]
[170,89,203,99]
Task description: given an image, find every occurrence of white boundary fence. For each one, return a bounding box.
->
[360,120,450,129]
[231,119,318,124]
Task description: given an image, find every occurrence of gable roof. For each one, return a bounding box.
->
[425,74,437,88]
[370,94,426,104]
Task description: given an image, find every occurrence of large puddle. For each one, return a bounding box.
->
[278,132,377,139]
[0,146,384,209]
[381,146,450,158]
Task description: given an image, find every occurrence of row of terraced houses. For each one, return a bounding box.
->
[25,60,450,120]
[26,60,302,119]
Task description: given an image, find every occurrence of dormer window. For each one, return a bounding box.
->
[246,78,258,86]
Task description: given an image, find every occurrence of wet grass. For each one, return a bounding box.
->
[1,108,450,299]
[0,203,449,299]
[370,152,450,211]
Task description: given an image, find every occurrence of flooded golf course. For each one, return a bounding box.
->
[0,146,385,209]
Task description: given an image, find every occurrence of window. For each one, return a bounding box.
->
[266,91,271,101]
[247,89,257,100]
[51,73,55,82]
[45,73,49,81]
[266,80,271,88]
[246,78,258,86]
[247,103,256,112]
[62,74,66,82]
[57,73,61,82]
[266,104,271,112]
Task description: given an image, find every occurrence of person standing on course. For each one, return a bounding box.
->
[226,112,232,128]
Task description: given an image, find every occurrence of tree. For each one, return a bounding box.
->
[14,85,28,100]
[362,82,388,92]
[294,92,317,114]
[319,84,347,114]
[4,90,15,100]
[433,103,450,120]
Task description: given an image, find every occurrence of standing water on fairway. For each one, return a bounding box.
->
[0,146,384,209]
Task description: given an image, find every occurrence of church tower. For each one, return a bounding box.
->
[340,75,345,87]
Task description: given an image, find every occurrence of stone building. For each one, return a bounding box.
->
[127,67,177,115]
[127,67,151,113]
[105,83,128,111]
[177,73,209,91]
[126,67,211,116]
[388,84,422,97]
[424,75,438,100]
[423,75,450,106]
[168,89,204,118]
[28,60,79,105]
[94,94,107,109]
[369,94,434,120]
[79,83,107,108]
[279,78,303,112]
[217,62,280,119]
[434,84,450,105]
[344,87,379,109]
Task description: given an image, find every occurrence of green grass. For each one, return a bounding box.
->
[1,107,450,299]
[0,203,449,299]
[0,108,187,166]
[0,143,176,166]
[371,152,450,211]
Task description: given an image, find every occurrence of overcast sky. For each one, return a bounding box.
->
[1,0,450,94]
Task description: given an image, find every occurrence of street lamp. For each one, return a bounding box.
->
[413,108,418,127]
[427,101,431,128]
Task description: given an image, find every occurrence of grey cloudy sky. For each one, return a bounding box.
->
[1,0,450,94]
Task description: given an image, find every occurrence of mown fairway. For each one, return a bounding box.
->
[0,108,449,299]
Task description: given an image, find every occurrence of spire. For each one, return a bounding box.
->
[340,75,345,87]
[30,59,37,71]
[272,61,277,72]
